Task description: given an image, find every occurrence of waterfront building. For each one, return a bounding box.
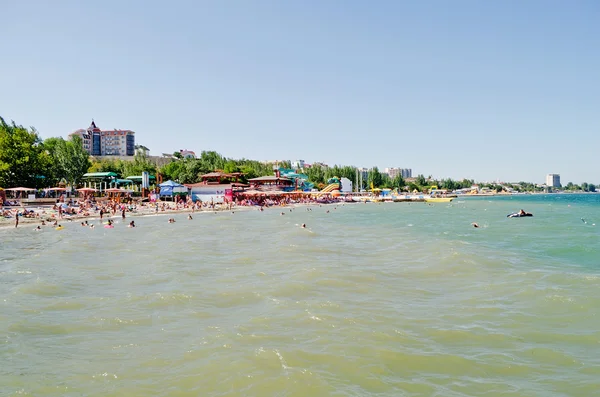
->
[69,120,135,156]
[546,174,561,188]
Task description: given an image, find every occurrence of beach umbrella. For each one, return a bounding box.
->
[44,187,68,191]
[5,187,36,191]
[77,188,98,192]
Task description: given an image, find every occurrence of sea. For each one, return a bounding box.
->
[1,194,599,396]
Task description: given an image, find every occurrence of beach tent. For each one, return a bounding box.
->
[159,180,184,197]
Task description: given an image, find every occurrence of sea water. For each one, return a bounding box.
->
[1,194,599,396]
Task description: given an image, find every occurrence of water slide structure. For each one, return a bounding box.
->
[320,177,341,193]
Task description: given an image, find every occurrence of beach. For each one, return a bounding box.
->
[1,194,599,396]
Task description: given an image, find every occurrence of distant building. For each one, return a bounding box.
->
[69,120,135,156]
[384,167,412,179]
[179,149,196,159]
[546,174,561,188]
[291,160,305,170]
[135,145,150,156]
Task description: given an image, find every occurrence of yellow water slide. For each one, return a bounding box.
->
[320,183,340,193]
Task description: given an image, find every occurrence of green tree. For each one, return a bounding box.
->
[416,174,427,187]
[393,174,405,190]
[368,167,383,188]
[121,152,157,177]
[306,165,326,185]
[223,160,240,174]
[159,160,185,182]
[52,136,91,186]
[0,117,48,188]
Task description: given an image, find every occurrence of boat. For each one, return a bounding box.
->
[425,197,453,203]
[425,186,454,203]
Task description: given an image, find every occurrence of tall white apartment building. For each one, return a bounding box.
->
[546,174,561,188]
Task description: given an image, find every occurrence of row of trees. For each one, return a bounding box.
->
[1,116,598,193]
[0,117,90,188]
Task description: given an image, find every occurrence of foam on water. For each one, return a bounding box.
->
[1,194,600,396]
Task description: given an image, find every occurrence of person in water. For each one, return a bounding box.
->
[519,209,526,216]
[188,215,193,220]
[128,221,136,228]
[107,220,113,226]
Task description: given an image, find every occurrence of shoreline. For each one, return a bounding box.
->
[0,201,349,230]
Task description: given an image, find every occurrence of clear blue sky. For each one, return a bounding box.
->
[1,0,599,184]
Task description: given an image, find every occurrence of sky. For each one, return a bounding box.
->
[1,0,599,184]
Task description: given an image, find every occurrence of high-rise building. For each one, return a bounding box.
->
[384,168,412,179]
[69,120,135,156]
[546,174,561,188]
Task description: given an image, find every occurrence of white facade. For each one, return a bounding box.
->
[546,174,561,188]
[292,160,305,170]
[340,177,353,193]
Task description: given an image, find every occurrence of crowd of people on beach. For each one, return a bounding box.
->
[2,192,350,230]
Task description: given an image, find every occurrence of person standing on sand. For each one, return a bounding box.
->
[99,208,103,220]
[15,213,19,228]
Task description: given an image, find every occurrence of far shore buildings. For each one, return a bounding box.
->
[546,174,561,188]
[385,168,412,179]
[69,120,135,156]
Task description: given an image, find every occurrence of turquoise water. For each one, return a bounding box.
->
[1,194,599,396]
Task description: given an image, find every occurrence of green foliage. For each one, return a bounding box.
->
[121,152,157,177]
[49,136,91,186]
[368,167,383,189]
[0,117,49,188]
[416,174,427,186]
[392,174,405,190]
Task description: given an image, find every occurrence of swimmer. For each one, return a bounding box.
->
[188,215,193,220]
[128,221,136,228]
[107,220,113,226]
[81,222,86,226]
[41,220,46,226]
[301,223,306,228]
[89,224,95,229]
[34,226,41,231]
[280,212,285,216]
[472,222,479,228]
[168,218,176,223]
